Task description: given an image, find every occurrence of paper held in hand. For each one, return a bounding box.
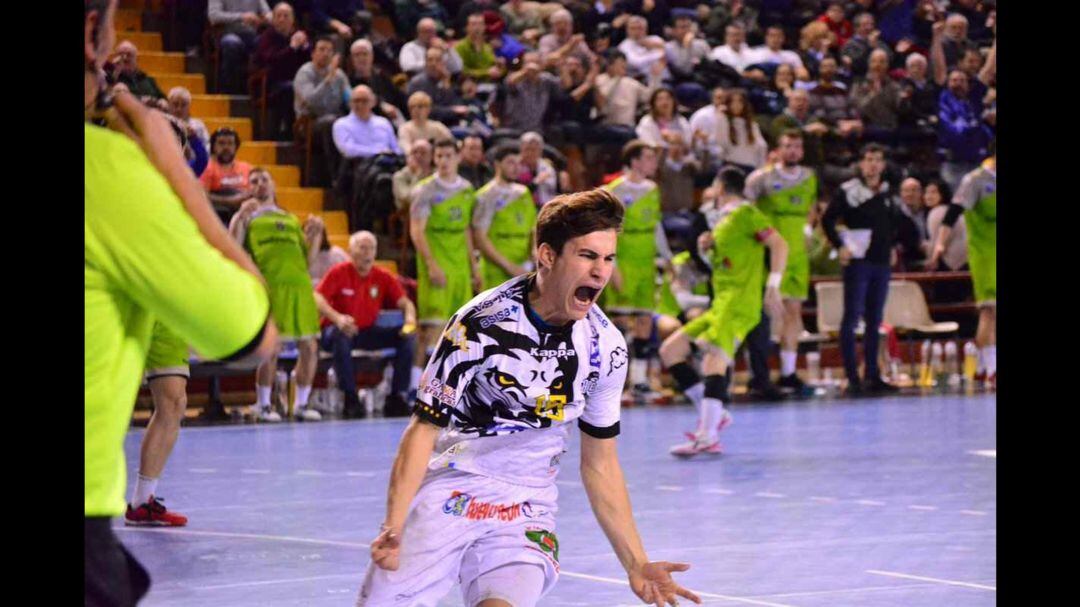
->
[841,229,872,259]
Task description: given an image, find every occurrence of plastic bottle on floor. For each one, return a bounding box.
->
[944,341,961,387]
[918,340,933,387]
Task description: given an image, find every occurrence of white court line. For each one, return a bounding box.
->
[968,450,996,458]
[656,485,684,492]
[346,471,378,477]
[751,581,992,600]
[174,495,381,513]
[296,470,328,476]
[855,500,886,506]
[959,510,988,516]
[755,492,786,499]
[186,573,361,591]
[241,469,270,474]
[866,570,996,591]
[117,527,794,606]
[907,505,938,511]
[703,488,734,495]
[188,468,218,473]
[808,496,836,503]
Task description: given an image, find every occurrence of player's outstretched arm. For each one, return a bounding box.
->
[579,433,702,606]
[371,416,441,571]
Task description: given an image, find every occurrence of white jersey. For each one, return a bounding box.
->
[415,274,628,488]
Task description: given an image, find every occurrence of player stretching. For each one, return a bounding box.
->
[930,151,996,387]
[230,168,323,422]
[410,138,482,395]
[358,189,701,607]
[472,144,537,291]
[660,168,788,457]
[602,140,674,402]
[744,129,817,394]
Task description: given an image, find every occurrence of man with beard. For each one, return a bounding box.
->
[358,188,701,607]
[200,127,253,225]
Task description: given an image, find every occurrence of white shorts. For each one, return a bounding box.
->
[357,468,561,607]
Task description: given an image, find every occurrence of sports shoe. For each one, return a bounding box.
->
[630,383,661,404]
[294,406,322,421]
[684,409,734,440]
[986,372,996,390]
[746,381,786,402]
[256,407,282,423]
[865,376,900,394]
[670,437,723,458]
[778,373,815,398]
[125,496,188,527]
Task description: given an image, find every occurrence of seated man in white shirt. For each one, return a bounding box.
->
[399,17,463,76]
[617,15,668,80]
[747,26,811,82]
[710,23,757,73]
[332,85,404,230]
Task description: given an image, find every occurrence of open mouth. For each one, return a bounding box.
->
[573,286,600,307]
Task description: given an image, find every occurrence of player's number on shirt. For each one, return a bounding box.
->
[534,394,566,421]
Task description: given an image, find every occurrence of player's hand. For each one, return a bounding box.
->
[629,561,702,607]
[370,526,402,571]
[838,246,853,266]
[697,231,714,253]
[335,314,358,337]
[764,286,784,321]
[400,320,417,337]
[238,198,260,217]
[429,264,448,288]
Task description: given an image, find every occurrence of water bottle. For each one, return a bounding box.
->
[806,352,821,384]
[962,342,978,382]
[275,370,290,416]
[326,368,343,415]
[918,340,933,387]
[944,341,961,387]
[930,342,944,388]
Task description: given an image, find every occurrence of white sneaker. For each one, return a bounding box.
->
[257,407,282,423]
[294,406,322,422]
[669,437,723,458]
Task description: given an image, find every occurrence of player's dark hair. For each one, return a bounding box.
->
[779,128,803,141]
[210,127,241,150]
[924,178,952,204]
[536,188,624,257]
[493,144,519,163]
[716,166,746,194]
[859,142,886,160]
[621,139,655,168]
[434,138,459,152]
[314,34,336,48]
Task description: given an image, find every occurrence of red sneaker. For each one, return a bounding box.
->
[125,496,188,527]
[987,372,996,390]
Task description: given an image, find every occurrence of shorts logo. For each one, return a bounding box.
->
[534,394,566,421]
[423,378,457,406]
[608,347,628,376]
[442,491,534,522]
[525,529,560,563]
[480,305,519,328]
[443,321,469,351]
[530,347,576,359]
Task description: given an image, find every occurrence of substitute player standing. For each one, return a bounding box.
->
[930,150,996,387]
[358,189,701,607]
[660,168,788,457]
[410,138,482,390]
[602,140,674,402]
[472,144,536,291]
[229,168,323,422]
[743,129,817,394]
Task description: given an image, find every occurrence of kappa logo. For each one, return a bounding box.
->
[530,347,576,359]
[608,347,628,376]
[479,305,519,328]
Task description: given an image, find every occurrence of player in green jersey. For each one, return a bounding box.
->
[472,144,536,291]
[86,1,276,601]
[659,168,788,457]
[603,140,676,401]
[743,129,818,395]
[410,138,482,379]
[930,152,996,388]
[230,168,323,422]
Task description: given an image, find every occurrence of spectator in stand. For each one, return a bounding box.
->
[583,0,629,45]
[798,19,836,80]
[502,51,561,135]
[753,62,797,117]
[636,87,702,213]
[315,230,418,418]
[501,0,546,46]
[539,9,597,70]
[201,127,252,225]
[392,138,434,211]
[689,86,728,171]
[703,0,760,47]
[808,56,864,143]
[398,92,453,155]
[895,176,928,270]
[877,0,917,48]
[551,55,599,148]
[618,15,668,80]
[850,49,903,143]
[332,85,403,220]
[938,12,978,70]
[817,1,852,50]
[455,12,504,82]
[923,178,967,271]
[347,39,405,126]
[253,2,310,141]
[305,216,350,286]
[209,0,271,94]
[408,47,472,126]
[166,87,210,149]
[898,52,938,129]
[710,23,758,74]
[393,0,451,41]
[749,26,810,82]
[454,0,500,34]
[487,10,528,63]
[619,0,671,36]
[516,131,568,207]
[311,0,369,42]
[665,10,712,102]
[594,49,663,147]
[842,12,891,79]
[110,41,166,107]
[294,35,351,186]
[937,69,992,190]
[770,89,828,168]
[400,18,464,76]
[932,23,992,111]
[715,89,768,172]
[458,135,494,189]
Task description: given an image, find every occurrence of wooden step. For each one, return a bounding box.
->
[116,31,161,52]
[190,94,232,118]
[263,164,301,187]
[319,210,349,235]
[328,233,350,250]
[236,141,279,164]
[374,259,399,275]
[151,72,205,94]
[139,51,184,73]
[119,0,162,10]
[277,187,326,214]
[201,116,253,142]
[115,9,142,32]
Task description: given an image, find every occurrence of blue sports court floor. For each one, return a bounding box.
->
[118,393,996,606]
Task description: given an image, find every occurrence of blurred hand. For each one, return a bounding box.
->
[327,53,341,76]
[610,267,624,293]
[241,12,261,28]
[697,231,714,252]
[290,31,308,49]
[370,526,401,571]
[335,314,359,337]
[838,246,853,266]
[628,561,702,607]
[429,263,447,288]
[334,22,353,38]
[932,20,946,39]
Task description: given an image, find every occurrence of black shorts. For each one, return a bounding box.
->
[85,518,150,607]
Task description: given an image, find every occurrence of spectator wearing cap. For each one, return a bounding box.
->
[502,51,561,135]
[397,92,453,155]
[294,35,351,186]
[538,9,597,71]
[347,39,405,125]
[252,2,310,140]
[594,49,659,147]
[110,41,166,107]
[842,12,892,79]
[209,0,271,94]
[618,15,668,80]
[454,12,504,82]
[400,18,463,77]
[201,127,253,225]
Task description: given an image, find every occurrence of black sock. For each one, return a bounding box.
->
[669,361,701,393]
